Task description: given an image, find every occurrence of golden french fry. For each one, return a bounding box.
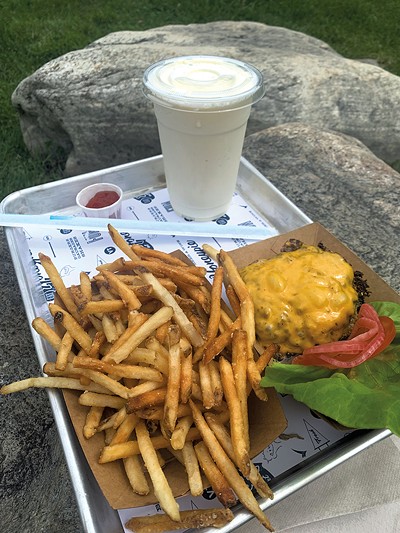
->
[208,359,223,407]
[131,244,191,267]
[101,313,119,343]
[109,413,139,445]
[105,313,148,358]
[180,348,192,404]
[80,300,125,315]
[38,253,80,322]
[0,377,105,395]
[101,269,142,310]
[124,259,206,287]
[181,441,203,496]
[170,415,193,450]
[134,268,204,348]
[198,360,215,410]
[104,306,174,364]
[72,356,163,383]
[79,271,92,300]
[194,441,237,508]
[97,406,127,432]
[232,329,250,450]
[219,356,250,476]
[126,388,167,413]
[78,391,126,410]
[55,331,74,371]
[202,316,241,364]
[123,455,150,495]
[226,284,241,317]
[83,406,104,439]
[123,347,156,366]
[99,428,202,463]
[135,420,180,522]
[32,317,63,351]
[190,400,274,531]
[88,330,106,358]
[49,303,92,353]
[125,508,234,533]
[127,380,166,400]
[206,413,274,500]
[256,343,278,373]
[74,368,131,399]
[206,266,224,342]
[96,256,127,272]
[163,334,182,434]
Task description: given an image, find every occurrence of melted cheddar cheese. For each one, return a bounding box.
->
[240,245,358,354]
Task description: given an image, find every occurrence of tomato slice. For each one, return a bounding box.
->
[292,304,396,369]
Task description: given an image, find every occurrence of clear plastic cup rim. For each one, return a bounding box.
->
[142,55,265,111]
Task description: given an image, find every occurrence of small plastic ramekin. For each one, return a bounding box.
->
[76,183,123,219]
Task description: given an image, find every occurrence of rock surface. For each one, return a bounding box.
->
[12,21,400,176]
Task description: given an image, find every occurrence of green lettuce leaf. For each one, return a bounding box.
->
[260,301,400,436]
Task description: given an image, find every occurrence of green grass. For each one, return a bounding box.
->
[1,0,400,201]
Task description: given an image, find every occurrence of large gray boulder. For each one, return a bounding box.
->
[12,20,400,176]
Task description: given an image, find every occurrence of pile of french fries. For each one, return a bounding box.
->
[1,224,278,533]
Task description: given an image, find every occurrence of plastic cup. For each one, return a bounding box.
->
[76,183,123,219]
[143,55,265,221]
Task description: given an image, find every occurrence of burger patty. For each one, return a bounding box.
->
[240,241,368,354]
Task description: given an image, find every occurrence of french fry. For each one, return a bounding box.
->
[163,330,182,434]
[83,406,104,439]
[131,244,192,267]
[205,413,274,500]
[80,300,125,315]
[125,508,234,533]
[99,428,202,462]
[102,313,119,343]
[109,413,139,445]
[49,303,92,353]
[219,356,250,476]
[97,406,127,432]
[0,377,107,395]
[78,391,126,410]
[72,356,163,383]
[55,331,74,371]
[170,415,193,450]
[202,316,241,364]
[181,441,203,496]
[104,306,174,364]
[79,271,92,301]
[134,267,204,348]
[180,348,192,404]
[208,359,223,407]
[32,317,63,351]
[194,441,237,508]
[232,329,250,450]
[135,420,181,522]
[123,455,150,495]
[105,313,149,359]
[256,343,278,373]
[198,360,215,410]
[38,253,80,322]
[101,269,142,310]
[126,388,167,413]
[190,400,274,531]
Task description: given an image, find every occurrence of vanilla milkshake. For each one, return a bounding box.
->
[143,56,265,221]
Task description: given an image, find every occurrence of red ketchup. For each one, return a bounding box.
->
[86,190,120,208]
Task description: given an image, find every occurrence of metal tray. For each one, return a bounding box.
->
[1,155,391,533]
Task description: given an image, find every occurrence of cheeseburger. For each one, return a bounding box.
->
[240,240,367,354]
